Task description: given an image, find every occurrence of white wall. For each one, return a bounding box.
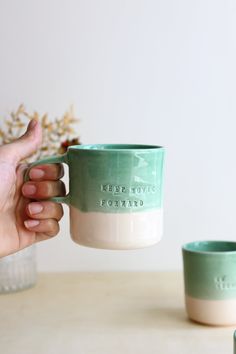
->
[0,0,236,271]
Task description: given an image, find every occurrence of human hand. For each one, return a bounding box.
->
[0,119,65,257]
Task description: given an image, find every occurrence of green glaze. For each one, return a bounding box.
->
[182,241,236,300]
[26,144,164,213]
[234,331,236,354]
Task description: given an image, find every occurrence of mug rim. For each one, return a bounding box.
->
[182,240,236,254]
[68,144,164,151]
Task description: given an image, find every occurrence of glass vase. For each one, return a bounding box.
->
[0,245,37,293]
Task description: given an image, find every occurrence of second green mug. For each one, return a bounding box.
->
[26,144,165,250]
[183,240,236,326]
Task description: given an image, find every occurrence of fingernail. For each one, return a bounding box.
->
[29,168,45,179]
[28,203,43,215]
[24,219,40,228]
[27,119,38,131]
[22,184,37,196]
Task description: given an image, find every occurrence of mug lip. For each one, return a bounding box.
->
[68,144,164,151]
[182,240,236,255]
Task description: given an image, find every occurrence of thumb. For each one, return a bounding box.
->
[0,119,42,165]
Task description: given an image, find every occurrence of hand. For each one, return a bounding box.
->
[0,119,65,258]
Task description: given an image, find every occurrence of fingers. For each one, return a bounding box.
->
[26,201,64,221]
[29,164,64,181]
[22,163,65,199]
[21,162,65,242]
[23,199,63,242]
[22,180,66,199]
[24,219,60,238]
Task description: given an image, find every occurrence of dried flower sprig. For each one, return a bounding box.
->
[0,104,81,162]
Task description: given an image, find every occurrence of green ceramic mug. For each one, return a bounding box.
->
[182,241,236,326]
[26,144,164,250]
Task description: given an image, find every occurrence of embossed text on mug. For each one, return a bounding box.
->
[100,183,157,195]
[101,184,127,193]
[214,276,236,290]
[99,199,144,208]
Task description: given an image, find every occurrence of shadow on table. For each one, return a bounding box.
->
[112,306,203,329]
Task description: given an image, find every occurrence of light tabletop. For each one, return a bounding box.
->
[0,272,234,354]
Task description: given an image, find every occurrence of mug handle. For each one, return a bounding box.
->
[24,153,70,205]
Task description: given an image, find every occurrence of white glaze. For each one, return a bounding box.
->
[70,207,163,249]
[185,294,236,326]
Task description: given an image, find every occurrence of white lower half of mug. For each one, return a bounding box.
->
[69,207,163,250]
[185,294,236,326]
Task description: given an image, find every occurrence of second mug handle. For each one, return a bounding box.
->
[24,153,70,205]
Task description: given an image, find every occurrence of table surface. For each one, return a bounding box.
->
[0,272,235,354]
